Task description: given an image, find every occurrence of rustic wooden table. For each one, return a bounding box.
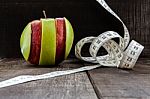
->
[0,58,149,99]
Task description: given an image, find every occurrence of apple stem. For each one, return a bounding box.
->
[43,10,47,18]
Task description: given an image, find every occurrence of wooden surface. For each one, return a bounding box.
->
[0,0,149,58]
[106,0,150,58]
[0,58,98,99]
[0,58,150,99]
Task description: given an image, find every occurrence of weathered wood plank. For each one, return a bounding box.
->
[0,58,150,99]
[106,0,150,57]
[0,58,83,70]
[87,58,150,98]
[0,0,149,58]
[0,59,98,99]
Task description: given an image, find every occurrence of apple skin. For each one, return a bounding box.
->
[20,17,74,65]
[28,20,42,64]
[55,18,66,64]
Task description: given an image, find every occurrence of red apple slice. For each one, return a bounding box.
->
[28,20,42,64]
[55,18,66,63]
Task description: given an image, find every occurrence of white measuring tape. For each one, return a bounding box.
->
[0,0,144,88]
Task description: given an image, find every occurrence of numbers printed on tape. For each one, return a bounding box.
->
[0,0,144,88]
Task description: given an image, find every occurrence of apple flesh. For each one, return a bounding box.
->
[20,18,74,65]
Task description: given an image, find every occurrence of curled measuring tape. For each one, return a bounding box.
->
[0,0,144,88]
[75,32,144,69]
[75,0,144,69]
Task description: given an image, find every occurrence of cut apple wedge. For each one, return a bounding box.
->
[20,23,31,61]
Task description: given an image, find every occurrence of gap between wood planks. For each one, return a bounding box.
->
[0,58,150,99]
[85,58,150,99]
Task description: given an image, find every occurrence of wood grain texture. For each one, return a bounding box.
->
[0,58,150,99]
[106,0,150,58]
[87,58,150,99]
[0,59,98,99]
[0,0,149,58]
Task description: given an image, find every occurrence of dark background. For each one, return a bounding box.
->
[0,0,149,58]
